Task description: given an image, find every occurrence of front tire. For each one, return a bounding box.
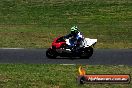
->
[46,48,57,59]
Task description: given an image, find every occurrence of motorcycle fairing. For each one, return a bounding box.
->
[82,38,97,47]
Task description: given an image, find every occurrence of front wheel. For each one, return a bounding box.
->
[46,48,57,59]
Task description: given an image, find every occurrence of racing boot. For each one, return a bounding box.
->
[71,46,77,52]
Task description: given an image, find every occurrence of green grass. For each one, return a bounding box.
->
[0,64,131,88]
[0,0,132,48]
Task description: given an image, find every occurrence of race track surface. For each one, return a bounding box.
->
[0,49,132,65]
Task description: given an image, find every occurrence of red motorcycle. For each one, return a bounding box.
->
[46,36,97,58]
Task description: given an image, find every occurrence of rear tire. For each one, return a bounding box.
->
[87,46,93,57]
[80,47,93,58]
[46,48,57,59]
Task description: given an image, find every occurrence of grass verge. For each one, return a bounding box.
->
[0,25,131,48]
[0,0,132,48]
[0,64,131,88]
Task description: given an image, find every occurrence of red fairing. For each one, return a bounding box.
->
[51,37,66,48]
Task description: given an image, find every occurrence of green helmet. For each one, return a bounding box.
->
[71,26,79,34]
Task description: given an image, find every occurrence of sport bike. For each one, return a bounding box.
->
[46,36,97,58]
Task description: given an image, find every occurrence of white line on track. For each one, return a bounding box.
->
[0,48,25,49]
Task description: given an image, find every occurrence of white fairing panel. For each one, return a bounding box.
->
[66,38,97,47]
[82,38,97,47]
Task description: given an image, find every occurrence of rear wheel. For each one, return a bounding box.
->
[80,47,93,58]
[46,48,57,58]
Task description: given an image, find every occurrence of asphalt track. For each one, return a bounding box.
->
[0,49,132,65]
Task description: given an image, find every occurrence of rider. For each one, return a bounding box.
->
[64,26,83,50]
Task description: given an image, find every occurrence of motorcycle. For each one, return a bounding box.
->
[46,36,97,58]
